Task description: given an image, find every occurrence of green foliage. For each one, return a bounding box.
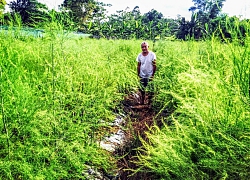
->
[8,0,49,25]
[1,0,250,42]
[178,0,227,39]
[61,0,100,26]
[0,26,142,178]
[135,31,250,179]
[0,0,6,16]
[0,17,249,179]
[88,7,178,40]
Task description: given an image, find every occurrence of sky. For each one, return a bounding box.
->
[5,0,250,20]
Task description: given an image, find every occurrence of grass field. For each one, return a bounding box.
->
[0,27,249,179]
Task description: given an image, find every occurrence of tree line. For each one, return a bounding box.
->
[0,0,249,41]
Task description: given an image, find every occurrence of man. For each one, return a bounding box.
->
[137,41,156,105]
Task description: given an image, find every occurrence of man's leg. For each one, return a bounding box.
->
[139,78,148,105]
[147,79,154,105]
[140,89,145,105]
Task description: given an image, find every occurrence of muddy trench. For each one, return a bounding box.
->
[116,92,155,179]
[87,90,172,180]
[113,91,169,180]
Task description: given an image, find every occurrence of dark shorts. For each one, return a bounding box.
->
[139,78,154,92]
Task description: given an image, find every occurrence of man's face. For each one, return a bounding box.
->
[141,44,149,53]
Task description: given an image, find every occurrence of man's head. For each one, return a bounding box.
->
[141,41,149,53]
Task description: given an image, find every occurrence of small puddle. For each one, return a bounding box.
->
[100,115,127,152]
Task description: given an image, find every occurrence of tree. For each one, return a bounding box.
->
[189,0,225,17]
[188,0,226,38]
[8,0,48,25]
[61,0,99,26]
[83,1,110,32]
[93,7,176,40]
[141,9,165,40]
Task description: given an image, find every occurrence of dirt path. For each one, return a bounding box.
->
[115,92,159,180]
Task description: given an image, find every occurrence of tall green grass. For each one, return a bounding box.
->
[135,23,250,179]
[1,19,249,179]
[0,26,143,178]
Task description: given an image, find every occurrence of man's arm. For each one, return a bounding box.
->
[137,62,141,77]
[152,59,156,77]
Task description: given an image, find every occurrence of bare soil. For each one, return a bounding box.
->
[114,91,163,180]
